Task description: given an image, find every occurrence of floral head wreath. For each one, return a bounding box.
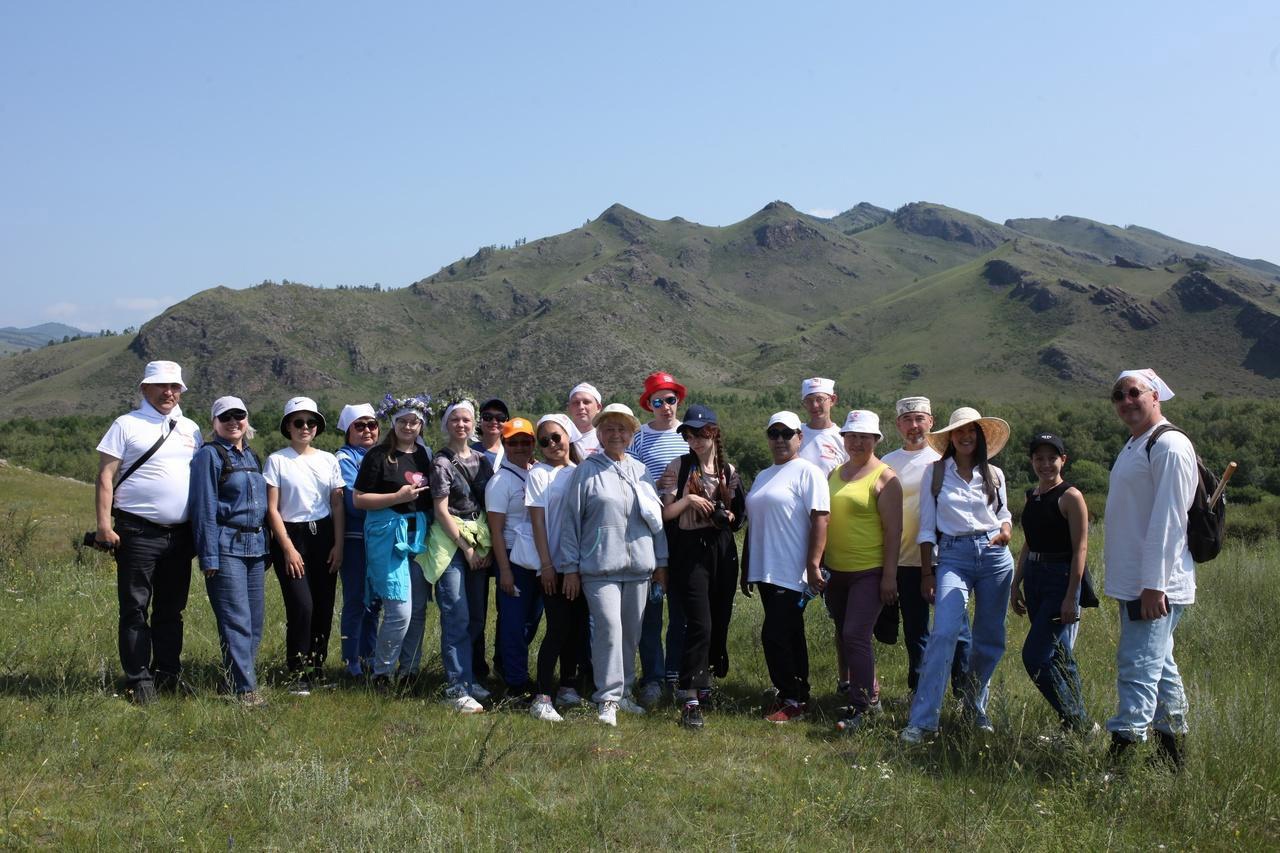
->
[376,392,434,424]
[434,386,481,435]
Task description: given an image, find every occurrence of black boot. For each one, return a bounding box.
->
[1153,731,1185,772]
[1108,732,1137,764]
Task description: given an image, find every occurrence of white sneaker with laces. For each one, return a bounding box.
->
[618,695,647,715]
[556,686,583,706]
[468,682,492,701]
[448,693,484,714]
[598,701,619,727]
[530,697,564,722]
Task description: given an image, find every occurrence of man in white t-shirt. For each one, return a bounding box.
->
[1104,369,1197,770]
[797,377,848,476]
[567,382,602,457]
[94,360,202,704]
[878,396,969,698]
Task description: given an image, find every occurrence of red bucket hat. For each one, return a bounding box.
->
[639,371,688,412]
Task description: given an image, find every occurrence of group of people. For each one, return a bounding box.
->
[95,361,1197,765]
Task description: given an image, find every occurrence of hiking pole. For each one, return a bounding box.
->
[1209,462,1237,507]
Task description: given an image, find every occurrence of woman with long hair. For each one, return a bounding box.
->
[423,399,494,713]
[901,407,1013,743]
[352,395,434,689]
[525,414,588,722]
[189,396,269,706]
[657,404,745,730]
[264,397,345,695]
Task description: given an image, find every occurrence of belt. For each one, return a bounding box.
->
[284,517,332,535]
[1028,551,1072,562]
[940,530,991,541]
[113,509,182,531]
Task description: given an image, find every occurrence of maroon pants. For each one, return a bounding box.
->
[825,568,883,711]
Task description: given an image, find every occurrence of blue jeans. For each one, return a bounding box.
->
[639,587,687,686]
[1107,602,1189,742]
[371,559,430,677]
[435,549,488,690]
[496,559,544,688]
[908,531,1013,731]
[339,537,379,675]
[204,554,266,693]
[1020,559,1088,729]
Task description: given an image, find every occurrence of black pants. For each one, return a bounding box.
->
[669,526,738,690]
[535,578,590,697]
[114,515,193,691]
[272,517,337,672]
[759,582,810,703]
[873,565,970,693]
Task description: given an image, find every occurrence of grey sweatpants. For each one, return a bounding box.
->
[582,576,650,704]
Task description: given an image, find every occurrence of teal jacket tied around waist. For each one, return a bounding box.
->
[363,507,428,604]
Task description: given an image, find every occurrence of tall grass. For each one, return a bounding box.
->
[0,468,1277,849]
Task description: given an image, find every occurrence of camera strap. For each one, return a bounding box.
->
[114,419,177,490]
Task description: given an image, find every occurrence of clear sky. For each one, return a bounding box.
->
[2,1,1277,331]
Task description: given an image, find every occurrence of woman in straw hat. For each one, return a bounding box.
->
[900,406,1014,744]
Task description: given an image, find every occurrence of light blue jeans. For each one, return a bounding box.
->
[1107,602,1189,741]
[908,531,1014,731]
[371,559,429,677]
[435,549,487,691]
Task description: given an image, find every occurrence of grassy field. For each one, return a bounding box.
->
[1,464,1277,849]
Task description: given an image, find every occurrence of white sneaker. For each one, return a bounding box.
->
[618,695,647,715]
[468,682,492,701]
[446,693,484,714]
[530,697,564,722]
[556,686,583,706]
[638,681,662,707]
[598,701,619,727]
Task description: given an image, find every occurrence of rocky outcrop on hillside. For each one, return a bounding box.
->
[981,260,1029,286]
[894,203,1013,250]
[1089,286,1164,329]
[1039,344,1106,383]
[754,219,826,250]
[1112,255,1152,270]
[1011,279,1060,311]
[1172,271,1244,311]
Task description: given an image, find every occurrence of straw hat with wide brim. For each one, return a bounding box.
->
[925,407,1010,458]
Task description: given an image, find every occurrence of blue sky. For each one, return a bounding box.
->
[2,1,1277,330]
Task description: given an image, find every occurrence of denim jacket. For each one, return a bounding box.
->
[189,437,269,570]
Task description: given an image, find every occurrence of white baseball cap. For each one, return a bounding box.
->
[139,360,187,392]
[800,377,835,399]
[839,409,882,440]
[568,382,602,405]
[766,410,803,431]
[211,396,247,419]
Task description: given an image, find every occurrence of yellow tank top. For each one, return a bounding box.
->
[826,463,887,572]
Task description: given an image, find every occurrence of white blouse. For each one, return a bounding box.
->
[916,458,1011,544]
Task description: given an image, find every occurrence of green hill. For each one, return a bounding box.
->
[3,200,1279,418]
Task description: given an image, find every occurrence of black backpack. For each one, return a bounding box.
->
[1145,424,1225,563]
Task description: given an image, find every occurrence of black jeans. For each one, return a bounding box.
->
[535,577,590,697]
[758,582,810,703]
[114,514,193,691]
[873,565,971,694]
[669,526,738,690]
[272,517,337,673]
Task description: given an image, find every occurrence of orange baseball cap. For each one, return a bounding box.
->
[502,417,535,440]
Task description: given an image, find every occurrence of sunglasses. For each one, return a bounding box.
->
[650,395,679,408]
[480,412,508,423]
[683,427,713,440]
[216,411,247,424]
[538,433,564,447]
[1111,387,1147,402]
[766,427,798,440]
[290,418,320,430]
[352,420,379,432]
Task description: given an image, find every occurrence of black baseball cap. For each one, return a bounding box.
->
[478,398,510,416]
[1028,433,1066,456]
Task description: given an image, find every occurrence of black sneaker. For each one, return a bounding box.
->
[126,683,157,705]
[1152,731,1185,772]
[679,701,705,730]
[835,710,868,733]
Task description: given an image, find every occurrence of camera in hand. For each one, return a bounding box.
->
[82,531,114,553]
[710,499,731,530]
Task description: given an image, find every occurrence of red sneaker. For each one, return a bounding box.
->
[765,701,806,723]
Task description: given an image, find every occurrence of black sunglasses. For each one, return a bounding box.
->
[216,411,247,424]
[538,433,564,447]
[291,418,320,430]
[480,412,508,423]
[1111,387,1146,402]
[766,427,798,440]
[351,420,379,431]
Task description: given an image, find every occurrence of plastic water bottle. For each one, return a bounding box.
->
[798,568,830,609]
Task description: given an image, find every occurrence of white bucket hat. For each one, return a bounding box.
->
[281,396,326,437]
[839,410,882,440]
[925,407,1010,457]
[139,360,187,392]
[592,403,640,432]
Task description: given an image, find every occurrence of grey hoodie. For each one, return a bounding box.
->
[558,451,668,579]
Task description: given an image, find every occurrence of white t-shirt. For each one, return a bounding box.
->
[96,402,202,525]
[882,445,942,566]
[485,459,532,557]
[573,428,601,457]
[263,447,343,522]
[798,424,848,476]
[516,461,576,570]
[745,457,830,592]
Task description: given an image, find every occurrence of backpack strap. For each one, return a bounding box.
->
[212,442,263,487]
[114,418,177,490]
[673,453,695,501]
[1145,423,1186,458]
[930,459,946,502]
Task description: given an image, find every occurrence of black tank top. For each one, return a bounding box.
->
[1020,481,1074,553]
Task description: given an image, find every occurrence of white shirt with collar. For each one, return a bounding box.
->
[916,457,1011,545]
[1103,419,1197,604]
[96,400,203,525]
[798,424,848,476]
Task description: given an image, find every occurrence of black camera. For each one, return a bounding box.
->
[82,531,114,553]
[710,499,731,530]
